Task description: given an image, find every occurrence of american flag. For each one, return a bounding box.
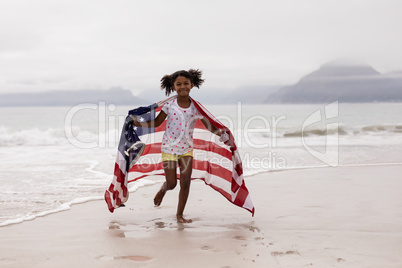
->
[105,96,255,216]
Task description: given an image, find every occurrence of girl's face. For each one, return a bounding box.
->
[173,76,193,97]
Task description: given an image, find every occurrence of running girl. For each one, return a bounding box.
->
[132,69,221,223]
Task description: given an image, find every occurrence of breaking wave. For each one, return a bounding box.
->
[0,126,107,147]
[282,124,402,138]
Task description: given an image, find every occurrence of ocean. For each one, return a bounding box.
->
[1,102,402,227]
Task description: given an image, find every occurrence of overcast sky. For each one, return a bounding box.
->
[1,0,401,95]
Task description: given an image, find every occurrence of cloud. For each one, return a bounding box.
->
[0,0,401,94]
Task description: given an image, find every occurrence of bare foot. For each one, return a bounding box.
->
[177,215,192,223]
[153,188,166,207]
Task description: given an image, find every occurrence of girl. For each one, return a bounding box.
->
[132,69,221,223]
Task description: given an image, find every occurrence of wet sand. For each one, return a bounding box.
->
[1,165,402,268]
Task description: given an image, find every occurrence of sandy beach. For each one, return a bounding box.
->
[1,164,402,268]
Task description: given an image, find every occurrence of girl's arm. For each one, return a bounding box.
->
[201,118,222,136]
[131,111,167,128]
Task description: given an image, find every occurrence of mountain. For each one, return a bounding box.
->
[0,85,280,107]
[220,85,281,104]
[266,62,402,103]
[137,85,281,104]
[0,87,148,107]
[191,85,281,104]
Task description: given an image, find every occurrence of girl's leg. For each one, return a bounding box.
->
[176,156,193,223]
[154,160,177,206]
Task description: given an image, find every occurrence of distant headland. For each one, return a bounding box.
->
[1,61,402,106]
[0,87,146,107]
[265,61,402,103]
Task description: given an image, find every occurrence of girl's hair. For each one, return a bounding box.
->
[160,69,205,96]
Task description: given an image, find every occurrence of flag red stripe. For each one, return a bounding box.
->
[195,119,207,129]
[129,162,164,173]
[129,159,232,182]
[128,172,165,183]
[193,139,232,159]
[139,139,232,160]
[104,190,114,212]
[114,163,128,197]
[234,162,243,177]
[233,183,250,207]
[141,143,163,155]
[231,178,240,193]
[193,159,233,180]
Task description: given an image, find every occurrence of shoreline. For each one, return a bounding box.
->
[1,164,402,267]
[2,161,402,228]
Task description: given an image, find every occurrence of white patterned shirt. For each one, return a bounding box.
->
[161,99,203,155]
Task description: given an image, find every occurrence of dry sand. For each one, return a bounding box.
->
[1,165,402,268]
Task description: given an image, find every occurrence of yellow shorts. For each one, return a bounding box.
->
[162,150,193,162]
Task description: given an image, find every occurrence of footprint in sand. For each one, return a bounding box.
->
[109,224,120,230]
[115,232,126,238]
[155,221,166,228]
[200,245,221,253]
[109,221,124,230]
[98,255,152,262]
[201,245,213,250]
[271,250,300,257]
[116,256,152,262]
[240,224,261,233]
[0,258,16,266]
[232,235,247,241]
[108,222,126,238]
